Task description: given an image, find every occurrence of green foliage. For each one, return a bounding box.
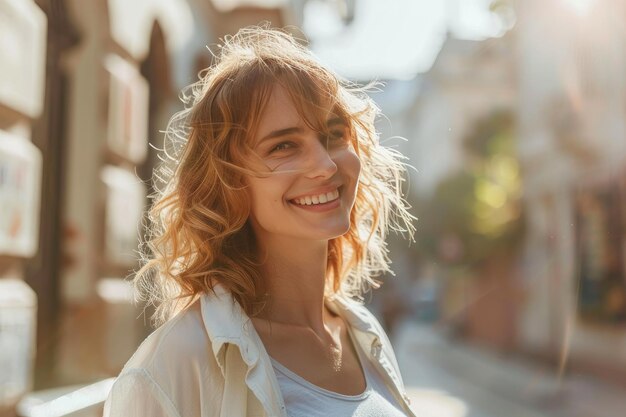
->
[417,110,525,266]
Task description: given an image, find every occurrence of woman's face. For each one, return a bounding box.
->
[245,84,361,243]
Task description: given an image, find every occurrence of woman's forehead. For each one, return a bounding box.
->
[253,84,340,143]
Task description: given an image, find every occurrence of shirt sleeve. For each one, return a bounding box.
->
[103,369,181,417]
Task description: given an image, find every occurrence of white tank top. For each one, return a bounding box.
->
[270,326,408,417]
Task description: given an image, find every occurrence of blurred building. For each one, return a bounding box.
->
[372,30,519,344]
[0,0,307,414]
[515,0,626,382]
[403,33,516,198]
[0,1,47,413]
[377,0,626,388]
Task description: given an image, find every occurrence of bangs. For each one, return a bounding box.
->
[273,66,352,137]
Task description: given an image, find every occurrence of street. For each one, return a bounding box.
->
[395,323,626,417]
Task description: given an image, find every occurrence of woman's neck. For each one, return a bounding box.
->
[254,235,332,334]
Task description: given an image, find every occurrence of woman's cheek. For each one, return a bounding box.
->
[265,155,301,173]
[339,148,361,180]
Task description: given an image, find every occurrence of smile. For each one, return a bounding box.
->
[290,189,340,206]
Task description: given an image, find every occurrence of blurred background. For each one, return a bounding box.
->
[1,0,626,416]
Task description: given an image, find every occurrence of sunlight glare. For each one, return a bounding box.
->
[406,387,468,417]
[562,0,595,16]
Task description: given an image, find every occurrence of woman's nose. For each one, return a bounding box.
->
[305,140,338,179]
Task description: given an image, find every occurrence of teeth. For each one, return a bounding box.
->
[293,189,340,206]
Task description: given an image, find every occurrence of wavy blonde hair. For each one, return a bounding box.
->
[136,26,415,325]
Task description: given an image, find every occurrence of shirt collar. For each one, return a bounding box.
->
[325,293,380,337]
[199,285,383,361]
[199,285,258,366]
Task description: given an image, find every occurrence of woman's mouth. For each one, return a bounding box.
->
[290,189,340,206]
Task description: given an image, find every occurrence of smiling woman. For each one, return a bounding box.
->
[103,26,416,417]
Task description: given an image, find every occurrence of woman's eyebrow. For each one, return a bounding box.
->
[258,126,303,145]
[257,118,345,145]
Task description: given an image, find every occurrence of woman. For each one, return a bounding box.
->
[104,26,416,417]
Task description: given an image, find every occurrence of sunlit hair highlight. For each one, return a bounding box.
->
[136,26,416,326]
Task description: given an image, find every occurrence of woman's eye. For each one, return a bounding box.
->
[330,130,345,140]
[327,129,348,144]
[270,141,294,153]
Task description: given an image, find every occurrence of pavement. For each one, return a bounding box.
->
[394,322,626,417]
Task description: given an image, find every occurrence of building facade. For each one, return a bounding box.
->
[0,1,47,413]
[515,0,626,380]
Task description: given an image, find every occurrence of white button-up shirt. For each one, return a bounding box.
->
[103,285,416,417]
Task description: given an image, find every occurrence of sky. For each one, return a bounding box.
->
[210,0,510,80]
[303,0,510,80]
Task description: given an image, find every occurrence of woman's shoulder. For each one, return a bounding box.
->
[106,300,218,417]
[120,299,213,376]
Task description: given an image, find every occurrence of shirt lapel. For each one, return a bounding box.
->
[326,295,416,416]
[199,286,287,417]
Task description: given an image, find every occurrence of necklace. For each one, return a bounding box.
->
[328,334,343,372]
